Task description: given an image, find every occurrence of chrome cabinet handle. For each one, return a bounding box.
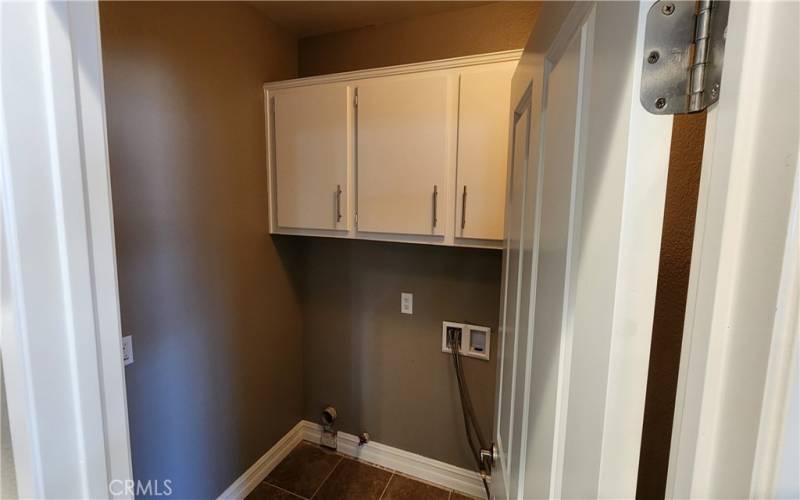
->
[433,185,438,227]
[336,185,342,222]
[461,185,467,230]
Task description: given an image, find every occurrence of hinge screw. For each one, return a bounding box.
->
[647,51,660,64]
[711,83,720,99]
[655,97,667,110]
[661,2,675,15]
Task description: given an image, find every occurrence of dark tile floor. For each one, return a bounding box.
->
[247,442,480,500]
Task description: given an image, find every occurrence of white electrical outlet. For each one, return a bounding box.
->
[401,292,413,314]
[122,335,134,366]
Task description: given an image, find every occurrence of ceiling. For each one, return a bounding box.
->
[250,1,490,38]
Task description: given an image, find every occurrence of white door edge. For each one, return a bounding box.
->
[0,2,133,497]
[597,0,674,495]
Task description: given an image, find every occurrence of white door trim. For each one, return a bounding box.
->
[667,1,799,498]
[0,1,133,497]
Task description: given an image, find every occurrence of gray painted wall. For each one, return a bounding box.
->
[297,238,502,469]
[99,3,302,498]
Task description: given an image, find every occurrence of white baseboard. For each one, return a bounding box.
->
[217,421,306,499]
[300,420,484,498]
[219,420,484,499]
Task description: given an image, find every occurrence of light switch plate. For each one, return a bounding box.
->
[122,335,134,366]
[401,292,413,314]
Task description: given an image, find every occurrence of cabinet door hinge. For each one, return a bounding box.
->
[354,92,358,108]
[640,0,729,114]
[354,212,358,226]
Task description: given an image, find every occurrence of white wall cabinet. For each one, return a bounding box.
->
[356,74,454,237]
[271,84,350,232]
[456,63,515,241]
[264,50,520,248]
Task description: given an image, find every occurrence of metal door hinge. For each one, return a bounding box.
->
[354,93,358,108]
[641,0,729,114]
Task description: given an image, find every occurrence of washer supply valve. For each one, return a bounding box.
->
[321,406,338,450]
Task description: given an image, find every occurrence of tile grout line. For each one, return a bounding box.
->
[309,455,343,499]
[260,481,306,500]
[389,468,457,494]
[377,473,394,500]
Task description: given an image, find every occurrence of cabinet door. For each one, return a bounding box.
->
[272,84,349,231]
[456,63,515,241]
[356,74,453,237]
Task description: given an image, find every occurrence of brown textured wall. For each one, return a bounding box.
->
[637,112,708,498]
[295,2,537,470]
[99,3,302,498]
[298,1,539,77]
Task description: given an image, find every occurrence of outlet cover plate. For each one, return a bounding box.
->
[401,292,413,314]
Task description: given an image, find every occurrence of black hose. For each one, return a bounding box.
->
[451,347,483,470]
[449,338,491,500]
[454,348,489,449]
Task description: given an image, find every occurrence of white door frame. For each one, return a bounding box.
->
[1,1,133,498]
[667,1,799,498]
